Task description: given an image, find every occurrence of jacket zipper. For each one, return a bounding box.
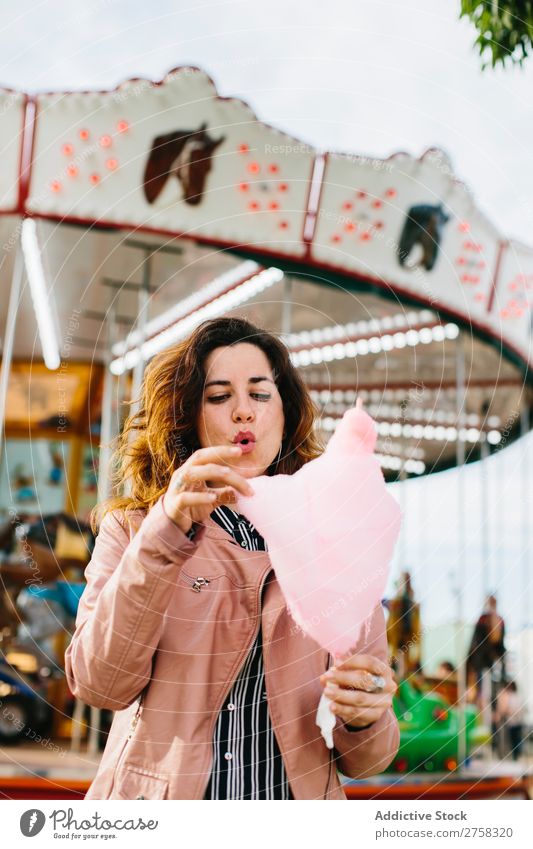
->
[107,688,146,798]
[198,565,272,799]
[127,692,144,740]
[324,652,334,799]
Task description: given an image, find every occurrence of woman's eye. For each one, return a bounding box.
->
[206,392,271,403]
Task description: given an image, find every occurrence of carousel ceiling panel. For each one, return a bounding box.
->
[0,66,530,370]
[311,149,500,326]
[25,68,313,257]
[486,239,533,362]
[0,90,25,211]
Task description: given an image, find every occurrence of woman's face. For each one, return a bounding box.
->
[197,343,285,478]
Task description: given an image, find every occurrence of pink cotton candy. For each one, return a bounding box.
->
[236,403,402,657]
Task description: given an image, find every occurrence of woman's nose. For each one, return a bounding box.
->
[232,404,254,423]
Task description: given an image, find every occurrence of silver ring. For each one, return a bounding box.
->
[368,674,386,691]
[173,473,187,492]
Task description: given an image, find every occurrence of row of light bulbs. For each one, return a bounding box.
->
[284,309,436,348]
[110,265,284,375]
[316,400,501,429]
[318,414,501,445]
[309,389,501,428]
[290,323,460,367]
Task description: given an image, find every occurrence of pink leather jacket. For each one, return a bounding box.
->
[65,496,399,800]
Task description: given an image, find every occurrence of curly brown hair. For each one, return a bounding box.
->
[92,316,323,530]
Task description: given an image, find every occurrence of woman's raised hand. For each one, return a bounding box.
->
[163,445,254,534]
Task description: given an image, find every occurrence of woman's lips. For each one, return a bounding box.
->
[238,441,255,454]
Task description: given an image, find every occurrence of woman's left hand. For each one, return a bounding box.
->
[319,653,397,729]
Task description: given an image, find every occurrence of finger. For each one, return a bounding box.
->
[188,445,244,465]
[324,684,392,710]
[174,491,218,509]
[330,702,383,726]
[333,653,389,677]
[211,486,238,505]
[184,463,254,496]
[321,668,396,693]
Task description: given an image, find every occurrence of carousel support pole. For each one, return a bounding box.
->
[79,303,118,757]
[0,241,24,464]
[480,436,490,598]
[281,277,293,336]
[520,400,531,721]
[454,330,468,769]
[96,303,118,508]
[130,250,152,409]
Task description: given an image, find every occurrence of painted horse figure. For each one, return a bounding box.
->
[397,203,449,271]
[143,122,225,206]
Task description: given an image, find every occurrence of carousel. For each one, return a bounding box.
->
[0,66,531,800]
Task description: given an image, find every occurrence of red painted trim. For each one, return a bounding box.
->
[487,239,507,315]
[300,153,325,254]
[16,98,36,213]
[9,207,532,373]
[0,90,28,215]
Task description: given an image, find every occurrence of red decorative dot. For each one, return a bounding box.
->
[374,220,384,229]
[509,282,518,291]
[50,180,62,193]
[360,231,372,241]
[474,293,485,301]
[278,182,288,192]
[247,161,260,174]
[248,201,260,211]
[100,135,112,148]
[478,260,486,269]
[356,190,367,199]
[238,182,249,192]
[117,120,129,133]
[66,164,78,178]
[238,143,249,154]
[331,234,341,243]
[385,188,396,198]
[79,128,90,141]
[89,173,101,185]
[106,158,118,170]
[278,220,289,229]
[342,201,353,211]
[344,220,356,232]
[62,143,74,156]
[268,163,279,173]
[456,256,466,265]
[269,201,279,211]
[458,221,471,232]
[500,310,509,318]
[372,199,382,208]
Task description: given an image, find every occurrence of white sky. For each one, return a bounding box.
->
[1,0,532,635]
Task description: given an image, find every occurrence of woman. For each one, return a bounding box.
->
[65,317,399,800]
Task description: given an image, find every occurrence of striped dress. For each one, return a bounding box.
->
[203,505,293,800]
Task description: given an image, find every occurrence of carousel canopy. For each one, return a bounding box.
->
[0,66,531,478]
